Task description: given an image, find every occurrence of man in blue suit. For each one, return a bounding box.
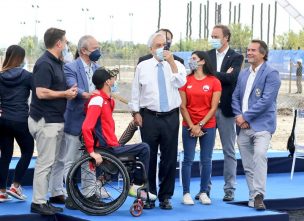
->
[232,40,281,211]
[49,35,101,206]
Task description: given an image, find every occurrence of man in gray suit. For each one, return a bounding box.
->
[48,35,101,206]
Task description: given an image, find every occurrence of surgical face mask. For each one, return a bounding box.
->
[88,49,102,62]
[188,59,198,71]
[210,38,222,50]
[155,47,164,61]
[63,52,73,63]
[61,44,69,57]
[111,81,118,93]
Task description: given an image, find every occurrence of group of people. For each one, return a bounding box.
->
[0,24,281,216]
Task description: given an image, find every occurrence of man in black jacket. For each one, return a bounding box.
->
[138,28,184,65]
[202,25,243,202]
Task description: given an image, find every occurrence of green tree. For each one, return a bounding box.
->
[228,23,252,52]
[275,29,304,49]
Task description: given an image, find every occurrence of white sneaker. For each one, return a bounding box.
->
[182,193,194,205]
[199,193,211,205]
[248,200,254,208]
[0,191,12,202]
[129,184,157,201]
[7,184,27,200]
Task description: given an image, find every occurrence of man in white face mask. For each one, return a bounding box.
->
[195,25,243,202]
[130,32,186,210]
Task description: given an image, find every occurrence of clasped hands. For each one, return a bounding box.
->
[188,125,206,137]
[235,115,250,129]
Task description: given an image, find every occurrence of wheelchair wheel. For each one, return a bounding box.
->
[130,201,143,217]
[66,150,130,215]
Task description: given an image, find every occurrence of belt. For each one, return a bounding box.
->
[140,108,179,117]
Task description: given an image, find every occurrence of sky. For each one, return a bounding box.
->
[0,0,303,48]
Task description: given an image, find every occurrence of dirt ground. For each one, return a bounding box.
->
[12,77,304,156]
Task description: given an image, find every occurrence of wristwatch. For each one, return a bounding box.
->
[199,121,204,127]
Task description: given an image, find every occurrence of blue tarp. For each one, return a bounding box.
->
[174,50,304,77]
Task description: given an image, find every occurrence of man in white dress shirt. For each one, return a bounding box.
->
[130,32,186,209]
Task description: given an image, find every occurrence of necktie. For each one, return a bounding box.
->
[157,63,169,112]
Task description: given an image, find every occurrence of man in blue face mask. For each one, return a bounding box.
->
[48,35,102,209]
[137,28,184,65]
[196,25,243,202]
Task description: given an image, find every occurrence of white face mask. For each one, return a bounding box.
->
[62,45,73,63]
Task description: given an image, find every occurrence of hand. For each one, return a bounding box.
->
[133,113,142,127]
[190,125,202,137]
[90,152,103,166]
[65,84,78,100]
[163,50,174,63]
[240,122,250,129]
[226,67,234,74]
[235,115,246,127]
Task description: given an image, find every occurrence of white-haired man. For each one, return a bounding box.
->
[130,32,186,209]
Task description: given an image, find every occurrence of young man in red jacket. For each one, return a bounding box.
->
[82,67,156,202]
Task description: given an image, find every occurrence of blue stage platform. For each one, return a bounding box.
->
[2,150,304,221]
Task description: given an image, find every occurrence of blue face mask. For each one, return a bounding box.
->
[89,49,102,62]
[61,44,69,57]
[188,59,198,71]
[111,81,118,93]
[155,47,164,61]
[210,38,222,50]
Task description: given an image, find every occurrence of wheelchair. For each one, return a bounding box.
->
[66,145,153,217]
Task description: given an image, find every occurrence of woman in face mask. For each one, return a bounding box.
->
[0,45,34,202]
[179,51,222,206]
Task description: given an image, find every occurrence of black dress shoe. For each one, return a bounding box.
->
[159,199,173,210]
[143,200,155,209]
[47,201,63,213]
[49,195,65,204]
[31,203,56,215]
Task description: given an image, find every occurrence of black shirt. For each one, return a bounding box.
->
[29,51,67,123]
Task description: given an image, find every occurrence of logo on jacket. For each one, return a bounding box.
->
[255,88,261,97]
[202,85,210,92]
[187,85,192,89]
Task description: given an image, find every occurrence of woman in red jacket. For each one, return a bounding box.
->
[179,51,221,205]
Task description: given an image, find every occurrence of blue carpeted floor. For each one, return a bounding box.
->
[1,172,302,221]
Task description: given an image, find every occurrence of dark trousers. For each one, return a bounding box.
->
[140,108,179,201]
[0,118,34,188]
[110,143,150,185]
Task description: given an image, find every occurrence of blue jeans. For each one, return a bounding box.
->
[182,126,216,194]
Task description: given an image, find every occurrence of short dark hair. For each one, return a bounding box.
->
[191,51,215,75]
[1,45,25,72]
[251,39,268,61]
[156,28,173,40]
[44,28,66,49]
[213,24,231,42]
